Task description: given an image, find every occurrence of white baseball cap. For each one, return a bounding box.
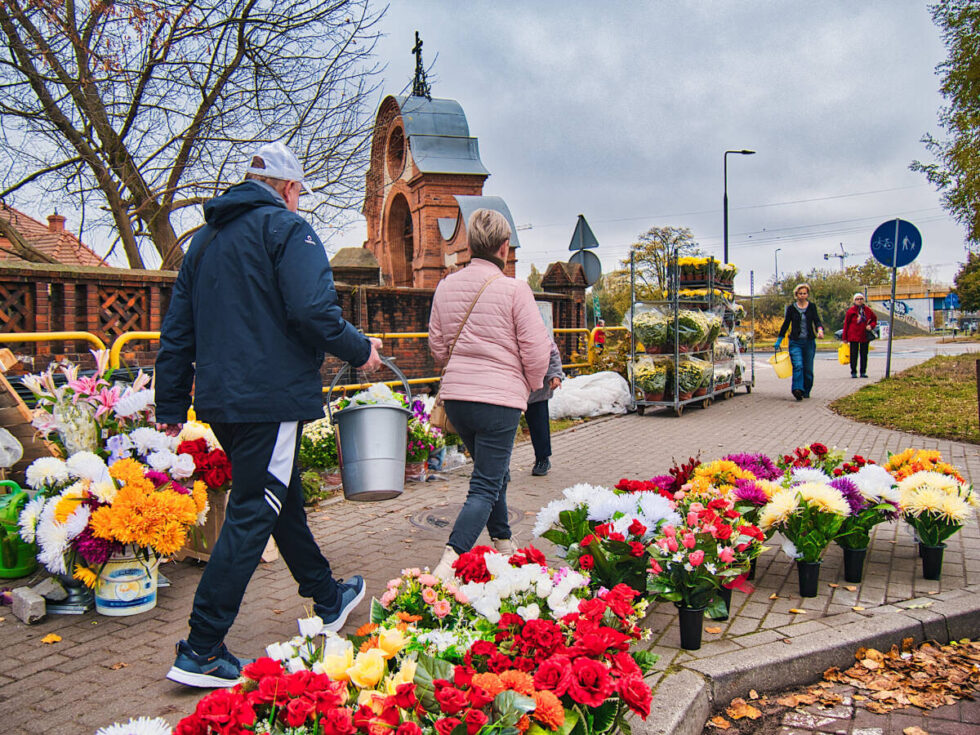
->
[245,141,314,195]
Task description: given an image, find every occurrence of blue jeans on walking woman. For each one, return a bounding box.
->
[443,400,521,552]
[788,338,816,397]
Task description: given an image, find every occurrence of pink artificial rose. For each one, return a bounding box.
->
[681,533,696,549]
[387,578,403,591]
[433,599,451,618]
[687,512,698,527]
[666,537,679,553]
[718,547,735,563]
[649,560,663,574]
[380,589,397,607]
[454,590,469,605]
[688,550,705,567]
[662,525,676,538]
[418,574,439,587]
[422,587,438,604]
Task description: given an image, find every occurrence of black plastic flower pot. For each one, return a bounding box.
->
[796,560,822,598]
[842,547,867,584]
[920,543,945,581]
[710,586,732,621]
[676,605,706,651]
[747,557,757,580]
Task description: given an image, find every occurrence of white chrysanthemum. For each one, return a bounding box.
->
[851,464,897,501]
[791,467,831,485]
[25,457,69,490]
[17,495,47,543]
[89,480,118,505]
[898,471,964,495]
[147,449,177,472]
[63,504,91,540]
[113,389,155,418]
[533,497,576,537]
[939,494,973,523]
[562,483,607,506]
[35,516,69,575]
[796,482,850,516]
[96,716,172,735]
[66,452,111,483]
[637,493,683,532]
[758,489,801,530]
[129,427,172,456]
[585,488,634,522]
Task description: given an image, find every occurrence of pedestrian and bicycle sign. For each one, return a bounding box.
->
[871,219,922,268]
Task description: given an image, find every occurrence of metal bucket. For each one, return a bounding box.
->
[327,356,411,502]
[95,547,159,616]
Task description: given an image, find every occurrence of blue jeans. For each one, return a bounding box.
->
[524,399,551,462]
[788,338,816,396]
[443,400,521,552]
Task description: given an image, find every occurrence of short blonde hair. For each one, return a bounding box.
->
[793,283,811,297]
[467,209,511,259]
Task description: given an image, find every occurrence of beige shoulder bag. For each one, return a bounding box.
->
[429,275,502,433]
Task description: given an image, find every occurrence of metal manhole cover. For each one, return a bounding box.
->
[410,504,522,531]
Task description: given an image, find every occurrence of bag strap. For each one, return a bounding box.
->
[441,274,503,375]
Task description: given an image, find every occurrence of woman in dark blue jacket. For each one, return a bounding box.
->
[774,283,824,401]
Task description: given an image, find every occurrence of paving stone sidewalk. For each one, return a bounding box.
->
[0,338,977,734]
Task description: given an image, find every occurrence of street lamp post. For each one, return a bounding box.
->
[723,149,756,264]
[774,247,781,283]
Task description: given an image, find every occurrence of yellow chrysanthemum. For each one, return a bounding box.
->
[109,458,147,486]
[692,460,756,492]
[938,494,972,524]
[54,486,87,523]
[902,487,950,517]
[898,471,962,496]
[192,481,208,515]
[754,479,781,500]
[758,489,800,530]
[796,482,850,516]
[73,563,98,589]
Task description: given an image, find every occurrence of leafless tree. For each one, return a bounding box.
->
[0,0,385,269]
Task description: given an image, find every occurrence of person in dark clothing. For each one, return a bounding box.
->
[841,292,877,378]
[526,340,564,477]
[774,283,824,401]
[155,141,382,688]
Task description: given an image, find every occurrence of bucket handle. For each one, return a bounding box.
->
[325,355,412,422]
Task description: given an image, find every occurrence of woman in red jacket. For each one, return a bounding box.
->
[842,293,877,378]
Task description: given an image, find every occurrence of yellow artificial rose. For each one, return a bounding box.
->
[320,645,355,682]
[377,628,407,659]
[347,648,386,689]
[386,658,418,694]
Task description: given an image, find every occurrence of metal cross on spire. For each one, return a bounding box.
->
[411,31,432,99]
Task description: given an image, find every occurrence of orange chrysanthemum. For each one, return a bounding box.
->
[109,458,147,486]
[192,481,208,514]
[356,622,379,637]
[516,715,531,733]
[396,612,422,622]
[500,670,534,696]
[532,690,565,731]
[471,673,505,698]
[73,563,98,589]
[54,494,85,523]
[359,636,379,653]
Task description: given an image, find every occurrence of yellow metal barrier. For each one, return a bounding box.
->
[0,331,106,352]
[110,331,160,369]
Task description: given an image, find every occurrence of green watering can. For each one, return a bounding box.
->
[0,480,37,578]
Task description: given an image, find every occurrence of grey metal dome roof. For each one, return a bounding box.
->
[392,95,490,176]
[437,195,521,249]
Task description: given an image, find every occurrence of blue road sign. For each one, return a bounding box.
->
[944,292,960,309]
[870,219,922,268]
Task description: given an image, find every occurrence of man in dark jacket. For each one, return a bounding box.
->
[156,141,381,688]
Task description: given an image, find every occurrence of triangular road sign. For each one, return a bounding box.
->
[568,214,600,251]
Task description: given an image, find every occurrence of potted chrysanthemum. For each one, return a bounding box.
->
[831,465,900,583]
[898,470,978,580]
[758,482,851,597]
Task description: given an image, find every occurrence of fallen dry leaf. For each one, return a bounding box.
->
[0,616,5,623]
[109,662,127,670]
[781,638,793,644]
[861,659,880,670]
[903,728,929,735]
[789,608,807,614]
[853,606,866,611]
[769,593,780,600]
[844,585,857,591]
[777,693,817,707]
[725,698,762,720]
[828,583,839,588]
[708,715,731,729]
[40,633,61,644]
[748,689,759,700]
[705,626,722,634]
[853,694,867,701]
[272,609,285,615]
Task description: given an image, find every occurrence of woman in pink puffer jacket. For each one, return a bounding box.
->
[427,209,551,579]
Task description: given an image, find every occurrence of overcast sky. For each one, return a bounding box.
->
[336,0,968,292]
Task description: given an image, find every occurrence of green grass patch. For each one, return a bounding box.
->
[830,353,980,444]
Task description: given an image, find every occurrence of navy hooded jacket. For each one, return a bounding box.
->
[155,181,370,424]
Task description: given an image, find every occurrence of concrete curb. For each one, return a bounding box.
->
[634,586,980,735]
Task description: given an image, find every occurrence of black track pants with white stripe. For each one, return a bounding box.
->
[187,421,338,653]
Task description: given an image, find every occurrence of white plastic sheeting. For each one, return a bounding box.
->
[548,371,632,420]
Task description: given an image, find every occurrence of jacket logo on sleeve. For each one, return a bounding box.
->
[304,234,317,245]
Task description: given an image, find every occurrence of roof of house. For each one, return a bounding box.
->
[0,205,107,267]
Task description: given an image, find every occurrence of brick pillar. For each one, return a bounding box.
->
[62,282,79,354]
[85,284,101,344]
[148,286,162,331]
[33,281,51,357]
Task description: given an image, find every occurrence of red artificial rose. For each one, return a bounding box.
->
[713,524,733,541]
[453,547,494,583]
[178,438,209,456]
[567,657,615,707]
[610,651,642,679]
[579,554,595,570]
[173,715,208,735]
[469,640,497,658]
[394,682,418,710]
[434,717,462,735]
[605,584,640,619]
[464,708,489,735]
[517,546,547,566]
[628,519,647,536]
[248,675,291,707]
[468,684,495,709]
[434,683,470,715]
[514,656,536,672]
[810,442,828,456]
[193,688,257,731]
[282,697,316,728]
[629,541,645,557]
[521,619,565,656]
[453,665,475,690]
[487,652,514,673]
[707,498,728,511]
[397,723,422,735]
[580,533,595,547]
[618,675,652,719]
[533,654,573,695]
[593,523,611,538]
[609,532,626,542]
[241,657,285,681]
[576,597,606,621]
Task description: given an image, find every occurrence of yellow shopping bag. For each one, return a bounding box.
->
[838,343,850,364]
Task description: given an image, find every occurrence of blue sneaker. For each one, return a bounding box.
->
[166,640,248,688]
[314,576,366,633]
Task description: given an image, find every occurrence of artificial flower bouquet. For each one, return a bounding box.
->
[407,414,444,464]
[884,448,966,483]
[897,470,978,547]
[758,482,851,562]
[176,424,232,492]
[533,482,680,592]
[333,382,408,411]
[831,465,901,551]
[22,349,156,458]
[18,451,207,587]
[776,442,845,480]
[646,496,764,617]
